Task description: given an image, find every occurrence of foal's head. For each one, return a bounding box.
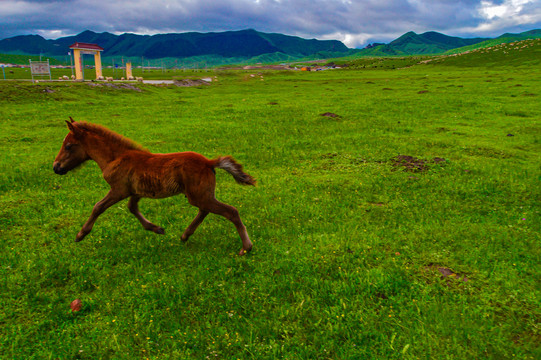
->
[53,118,90,175]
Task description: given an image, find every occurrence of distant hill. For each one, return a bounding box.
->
[443,29,541,55]
[352,29,540,57]
[435,38,541,68]
[388,31,488,54]
[0,29,349,60]
[498,29,541,39]
[334,38,541,71]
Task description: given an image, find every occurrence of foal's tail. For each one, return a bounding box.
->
[213,156,256,186]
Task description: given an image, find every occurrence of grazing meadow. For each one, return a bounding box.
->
[0,44,539,359]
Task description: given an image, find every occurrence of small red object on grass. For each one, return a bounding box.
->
[70,299,82,312]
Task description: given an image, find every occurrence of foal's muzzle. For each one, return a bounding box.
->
[53,163,68,175]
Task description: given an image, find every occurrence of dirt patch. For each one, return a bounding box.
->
[418,90,429,94]
[173,79,210,87]
[425,265,469,285]
[117,83,142,92]
[87,82,142,92]
[391,155,447,172]
[320,112,340,118]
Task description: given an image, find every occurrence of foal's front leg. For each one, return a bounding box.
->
[75,190,126,242]
[128,196,165,235]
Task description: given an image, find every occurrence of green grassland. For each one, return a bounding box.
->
[0,53,65,66]
[0,44,539,359]
[0,65,215,81]
[0,52,343,71]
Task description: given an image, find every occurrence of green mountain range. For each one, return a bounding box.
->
[0,29,348,60]
[0,28,539,66]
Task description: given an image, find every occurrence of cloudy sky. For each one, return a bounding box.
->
[1,0,540,47]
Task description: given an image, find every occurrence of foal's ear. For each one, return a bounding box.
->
[66,120,75,131]
[65,120,82,138]
[69,116,75,123]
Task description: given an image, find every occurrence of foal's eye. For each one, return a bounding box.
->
[65,144,73,151]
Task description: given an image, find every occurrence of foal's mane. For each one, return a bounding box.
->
[75,121,150,153]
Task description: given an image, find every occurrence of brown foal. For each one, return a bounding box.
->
[53,118,256,255]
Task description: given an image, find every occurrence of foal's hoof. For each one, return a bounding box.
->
[238,247,252,256]
[75,230,89,242]
[153,226,165,235]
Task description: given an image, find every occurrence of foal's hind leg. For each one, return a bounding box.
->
[181,209,209,242]
[204,199,253,256]
[128,196,165,235]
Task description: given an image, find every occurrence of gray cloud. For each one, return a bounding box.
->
[0,0,539,47]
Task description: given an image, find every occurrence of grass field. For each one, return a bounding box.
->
[0,65,213,81]
[0,46,539,359]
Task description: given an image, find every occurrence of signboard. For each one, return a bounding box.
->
[29,59,51,82]
[30,61,50,75]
